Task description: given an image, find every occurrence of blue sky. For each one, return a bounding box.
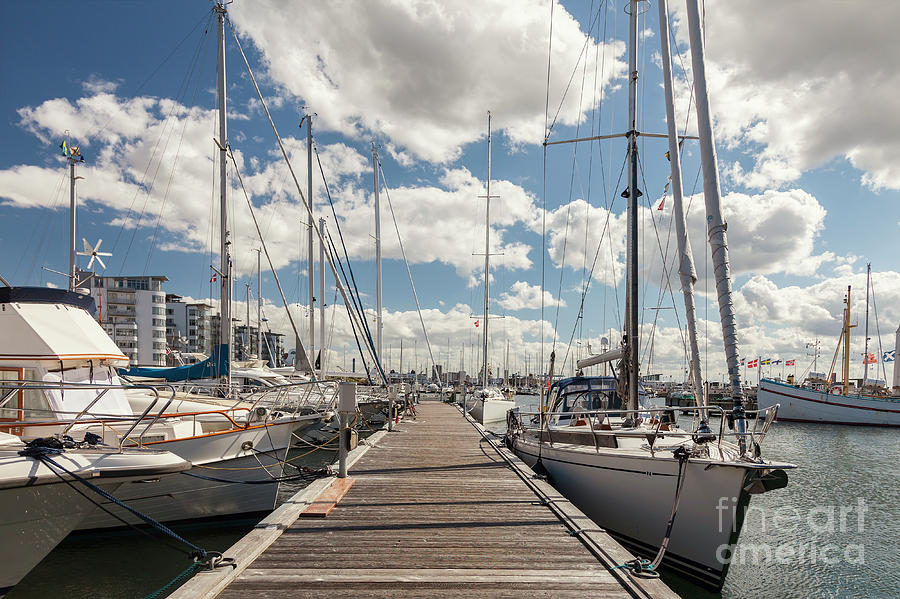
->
[2,0,899,382]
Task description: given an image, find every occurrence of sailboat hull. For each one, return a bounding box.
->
[76,419,297,529]
[469,398,515,427]
[510,434,774,590]
[758,379,900,426]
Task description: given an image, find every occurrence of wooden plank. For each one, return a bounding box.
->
[172,401,679,599]
[299,476,355,517]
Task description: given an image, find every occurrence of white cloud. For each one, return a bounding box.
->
[498,280,564,311]
[669,0,900,190]
[230,0,626,163]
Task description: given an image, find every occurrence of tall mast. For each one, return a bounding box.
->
[685,0,746,444]
[481,112,494,387]
[843,285,852,395]
[624,0,640,414]
[215,2,232,386]
[307,114,315,377]
[245,282,251,359]
[256,248,262,359]
[373,144,383,369]
[319,217,327,380]
[657,0,705,411]
[863,263,871,388]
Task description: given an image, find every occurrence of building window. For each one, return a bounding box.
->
[153,342,166,350]
[153,318,166,327]
[152,307,165,315]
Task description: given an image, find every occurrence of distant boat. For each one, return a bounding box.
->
[758,280,900,426]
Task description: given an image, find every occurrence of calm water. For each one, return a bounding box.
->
[507,395,899,599]
[11,398,898,598]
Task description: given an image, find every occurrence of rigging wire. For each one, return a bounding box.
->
[378,165,440,384]
[114,14,213,269]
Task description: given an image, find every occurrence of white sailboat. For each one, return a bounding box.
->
[758,274,900,426]
[507,0,793,589]
[469,113,515,427]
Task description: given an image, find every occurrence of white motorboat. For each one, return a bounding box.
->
[0,286,320,529]
[0,431,189,594]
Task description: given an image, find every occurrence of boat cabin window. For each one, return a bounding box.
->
[1,368,51,433]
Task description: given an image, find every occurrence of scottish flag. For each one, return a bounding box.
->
[884,350,896,363]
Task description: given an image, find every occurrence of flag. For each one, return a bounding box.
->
[740,358,745,366]
[774,359,782,365]
[210,272,217,283]
[786,359,795,366]
[474,320,479,328]
[863,353,877,364]
[761,358,771,366]
[657,198,665,211]
[747,359,758,368]
[883,350,895,363]
[60,140,68,156]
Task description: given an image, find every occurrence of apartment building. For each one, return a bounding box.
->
[79,270,168,366]
[165,294,213,357]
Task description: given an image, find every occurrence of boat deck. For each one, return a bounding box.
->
[171,400,678,598]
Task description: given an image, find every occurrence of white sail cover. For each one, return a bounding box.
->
[0,302,128,368]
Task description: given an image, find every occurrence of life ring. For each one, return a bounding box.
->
[829,385,843,395]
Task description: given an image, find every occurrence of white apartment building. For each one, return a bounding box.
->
[79,270,168,366]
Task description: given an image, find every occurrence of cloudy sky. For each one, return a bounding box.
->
[1,0,899,384]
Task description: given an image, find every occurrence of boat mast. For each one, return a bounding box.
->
[843,285,852,395]
[624,0,640,415]
[256,248,262,359]
[685,0,746,444]
[863,263,871,389]
[307,114,316,378]
[657,0,707,421]
[482,112,494,388]
[215,1,232,387]
[373,144,383,372]
[319,217,327,380]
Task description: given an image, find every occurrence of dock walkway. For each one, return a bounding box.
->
[173,400,678,598]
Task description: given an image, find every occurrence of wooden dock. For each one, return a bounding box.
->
[172,400,678,598]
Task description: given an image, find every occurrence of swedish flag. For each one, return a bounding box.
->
[60,140,68,156]
[761,358,772,366]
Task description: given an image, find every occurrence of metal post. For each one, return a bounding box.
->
[319,218,327,381]
[307,115,315,378]
[482,113,492,388]
[388,384,396,432]
[338,382,356,478]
